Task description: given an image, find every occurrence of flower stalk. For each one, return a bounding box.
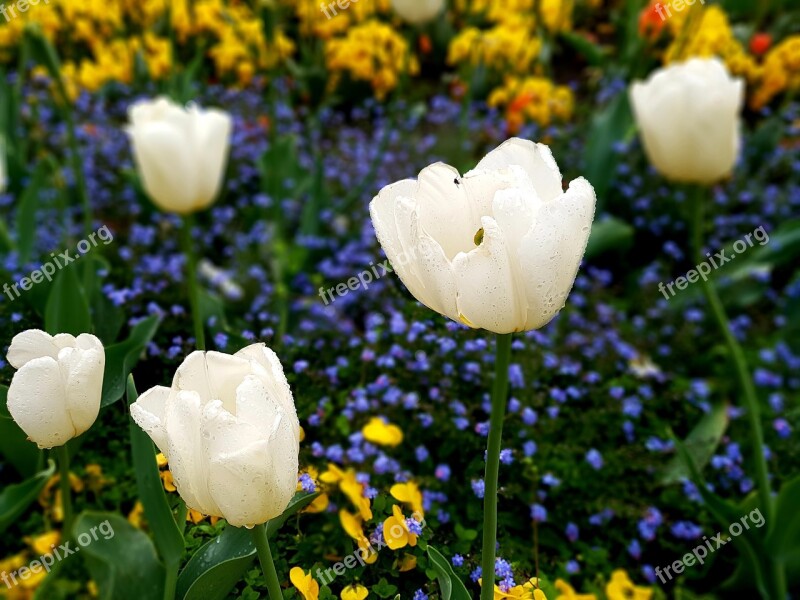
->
[480,333,513,600]
[56,445,73,537]
[180,216,205,351]
[252,523,283,600]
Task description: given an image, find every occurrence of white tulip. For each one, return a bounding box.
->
[370,138,596,334]
[126,96,232,214]
[6,330,105,449]
[629,58,744,185]
[130,344,300,528]
[391,0,444,25]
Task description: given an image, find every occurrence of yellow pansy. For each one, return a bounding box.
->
[383,505,417,550]
[83,464,109,493]
[605,570,652,600]
[339,510,378,564]
[398,554,417,572]
[161,470,177,493]
[341,584,368,600]
[290,567,320,600]
[24,531,60,556]
[128,501,145,528]
[555,579,597,600]
[304,493,330,514]
[156,453,169,468]
[482,577,547,599]
[362,417,404,447]
[390,482,424,517]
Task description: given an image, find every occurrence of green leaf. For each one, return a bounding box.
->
[44,263,91,336]
[101,316,160,407]
[583,92,633,206]
[560,31,606,66]
[0,460,55,534]
[176,492,320,600]
[127,376,185,567]
[584,217,634,260]
[661,402,729,485]
[766,475,800,560]
[0,384,42,476]
[75,512,165,600]
[15,160,50,264]
[427,546,471,600]
[372,578,398,598]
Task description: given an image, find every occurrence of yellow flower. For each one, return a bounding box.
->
[323,465,373,520]
[24,531,60,557]
[128,501,145,528]
[161,470,177,493]
[555,578,597,600]
[84,464,109,493]
[362,417,403,446]
[482,577,547,599]
[383,505,417,550]
[398,554,417,572]
[341,584,368,600]
[156,453,169,468]
[304,493,330,514]
[390,481,424,517]
[605,570,652,600]
[339,510,378,564]
[290,567,320,600]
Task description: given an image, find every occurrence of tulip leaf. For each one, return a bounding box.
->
[15,159,50,264]
[766,475,800,560]
[0,460,56,534]
[660,402,729,485]
[0,384,42,477]
[584,217,634,260]
[583,92,633,206]
[176,491,320,600]
[75,512,165,600]
[127,376,185,568]
[44,263,92,337]
[101,316,161,407]
[427,546,472,600]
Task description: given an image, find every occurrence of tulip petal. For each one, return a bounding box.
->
[452,216,523,333]
[234,344,298,436]
[172,351,213,405]
[204,351,252,414]
[6,329,62,369]
[130,385,172,454]
[165,390,220,517]
[518,177,595,330]
[190,108,232,212]
[61,346,104,436]
[127,121,197,214]
[7,356,74,448]
[473,138,563,202]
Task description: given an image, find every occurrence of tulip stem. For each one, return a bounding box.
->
[163,563,178,600]
[690,186,783,600]
[480,333,512,600]
[252,523,283,600]
[56,446,73,537]
[180,216,205,351]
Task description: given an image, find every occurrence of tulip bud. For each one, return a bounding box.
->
[6,330,105,449]
[369,138,596,334]
[390,0,444,25]
[126,96,232,214]
[130,344,300,528]
[629,58,744,185]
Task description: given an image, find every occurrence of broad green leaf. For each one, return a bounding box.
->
[15,160,50,263]
[584,217,634,260]
[0,460,55,533]
[427,546,471,600]
[661,403,729,485]
[44,263,91,336]
[560,31,606,66]
[0,384,42,476]
[176,492,320,600]
[127,376,185,567]
[101,316,160,407]
[75,512,165,600]
[766,475,800,560]
[583,92,633,206]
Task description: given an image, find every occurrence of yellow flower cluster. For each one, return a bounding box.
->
[750,35,800,109]
[325,20,418,99]
[539,0,574,33]
[452,0,535,23]
[447,16,542,75]
[287,0,389,39]
[488,76,574,129]
[0,0,294,93]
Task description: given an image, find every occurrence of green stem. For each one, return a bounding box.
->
[163,562,178,600]
[252,523,283,600]
[180,216,205,350]
[56,446,73,537]
[689,186,782,599]
[480,333,513,600]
